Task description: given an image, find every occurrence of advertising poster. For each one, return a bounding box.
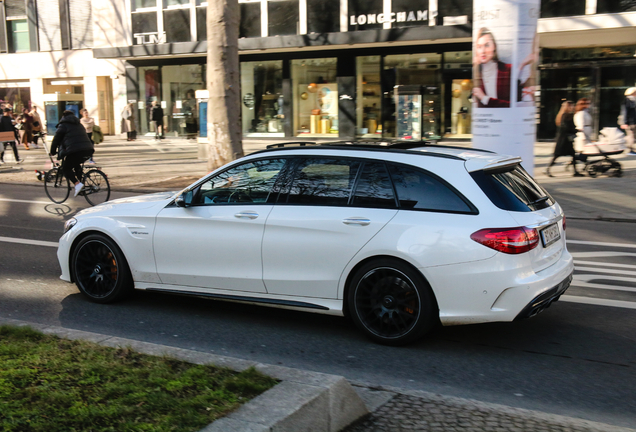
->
[472,0,540,174]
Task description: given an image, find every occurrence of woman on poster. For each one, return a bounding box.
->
[473,28,511,108]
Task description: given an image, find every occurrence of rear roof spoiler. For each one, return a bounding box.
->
[465,156,523,173]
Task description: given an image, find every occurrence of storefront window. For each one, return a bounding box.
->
[292,58,338,137]
[268,0,299,36]
[138,66,161,136]
[599,66,636,130]
[538,68,594,139]
[382,54,442,139]
[307,0,340,34]
[443,51,473,139]
[164,8,191,42]
[164,0,189,6]
[0,87,31,113]
[356,56,382,138]
[163,65,205,138]
[597,0,636,13]
[540,0,585,18]
[240,1,262,38]
[241,61,284,137]
[7,19,29,53]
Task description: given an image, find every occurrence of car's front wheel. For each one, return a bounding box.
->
[348,259,437,345]
[71,234,133,303]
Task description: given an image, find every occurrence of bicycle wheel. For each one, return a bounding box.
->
[82,169,111,206]
[44,168,70,204]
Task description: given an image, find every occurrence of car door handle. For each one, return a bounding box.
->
[235,211,259,220]
[343,217,371,226]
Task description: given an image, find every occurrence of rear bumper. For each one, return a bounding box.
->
[514,271,573,320]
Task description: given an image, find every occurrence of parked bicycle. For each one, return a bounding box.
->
[43,154,110,206]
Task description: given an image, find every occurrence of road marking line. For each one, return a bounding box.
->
[560,295,636,310]
[567,239,636,249]
[574,260,636,270]
[0,198,53,205]
[0,236,58,248]
[575,266,636,277]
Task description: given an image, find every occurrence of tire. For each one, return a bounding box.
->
[347,258,437,345]
[71,234,133,304]
[44,168,70,204]
[83,169,111,206]
[586,164,598,178]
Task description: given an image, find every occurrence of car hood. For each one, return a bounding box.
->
[75,191,178,217]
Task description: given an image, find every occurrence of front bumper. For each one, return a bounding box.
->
[514,271,573,320]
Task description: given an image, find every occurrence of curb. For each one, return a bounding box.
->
[0,317,369,432]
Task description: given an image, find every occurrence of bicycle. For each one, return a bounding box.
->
[44,158,110,206]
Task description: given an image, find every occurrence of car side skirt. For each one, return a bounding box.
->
[135,283,345,316]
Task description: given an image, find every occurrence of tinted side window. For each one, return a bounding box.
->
[352,162,396,209]
[470,165,554,212]
[194,159,286,205]
[388,164,474,213]
[286,158,361,206]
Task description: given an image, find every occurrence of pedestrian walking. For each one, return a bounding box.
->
[30,105,43,148]
[618,87,636,154]
[80,108,96,164]
[573,98,593,154]
[17,108,34,150]
[546,100,582,177]
[0,108,22,164]
[49,110,95,197]
[121,102,136,141]
[150,100,164,139]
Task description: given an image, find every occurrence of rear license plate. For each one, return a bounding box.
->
[540,223,560,248]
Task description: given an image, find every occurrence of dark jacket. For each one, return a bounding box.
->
[554,112,576,157]
[50,114,94,159]
[0,115,15,132]
[151,105,164,122]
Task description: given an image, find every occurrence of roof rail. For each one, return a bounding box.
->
[266,141,317,149]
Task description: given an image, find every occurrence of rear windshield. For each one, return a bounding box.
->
[470,165,554,212]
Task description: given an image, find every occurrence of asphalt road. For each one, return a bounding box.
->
[0,183,634,429]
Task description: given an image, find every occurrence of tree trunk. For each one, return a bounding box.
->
[206,0,243,172]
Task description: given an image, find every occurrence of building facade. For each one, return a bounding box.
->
[1,0,635,141]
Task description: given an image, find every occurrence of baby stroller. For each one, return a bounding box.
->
[580,127,626,177]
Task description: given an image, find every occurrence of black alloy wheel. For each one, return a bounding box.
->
[348,259,437,345]
[72,234,133,303]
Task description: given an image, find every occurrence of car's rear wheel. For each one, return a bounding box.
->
[348,258,437,345]
[71,234,133,303]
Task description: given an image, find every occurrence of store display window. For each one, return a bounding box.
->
[540,0,585,18]
[382,54,441,139]
[241,61,284,137]
[356,56,382,138]
[448,79,473,138]
[292,58,338,137]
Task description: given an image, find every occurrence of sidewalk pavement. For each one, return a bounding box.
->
[2,137,636,431]
[2,136,635,222]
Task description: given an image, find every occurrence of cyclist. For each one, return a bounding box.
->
[50,110,94,197]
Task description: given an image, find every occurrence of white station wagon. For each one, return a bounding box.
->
[58,142,574,345]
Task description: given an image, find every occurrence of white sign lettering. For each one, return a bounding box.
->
[350,10,428,26]
[133,32,166,45]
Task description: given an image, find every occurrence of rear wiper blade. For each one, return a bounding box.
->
[531,196,549,205]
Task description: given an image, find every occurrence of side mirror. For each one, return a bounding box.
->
[175,189,194,208]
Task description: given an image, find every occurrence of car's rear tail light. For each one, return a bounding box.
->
[471,227,539,254]
[562,215,566,231]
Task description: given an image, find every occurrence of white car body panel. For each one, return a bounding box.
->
[262,206,397,298]
[153,204,273,293]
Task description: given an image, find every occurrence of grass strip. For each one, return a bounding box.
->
[0,325,277,432]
